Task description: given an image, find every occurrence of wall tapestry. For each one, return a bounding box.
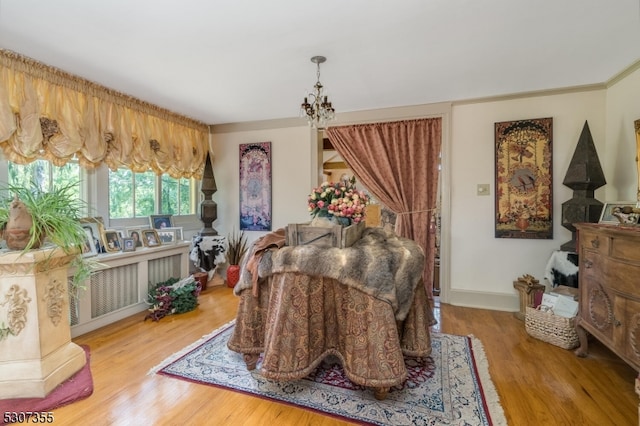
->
[239,142,272,231]
[495,117,553,239]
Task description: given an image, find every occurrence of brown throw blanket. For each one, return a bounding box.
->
[237,227,425,321]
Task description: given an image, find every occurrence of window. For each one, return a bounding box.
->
[8,160,82,199]
[108,169,195,219]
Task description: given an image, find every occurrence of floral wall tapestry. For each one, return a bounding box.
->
[239,142,272,231]
[495,117,553,239]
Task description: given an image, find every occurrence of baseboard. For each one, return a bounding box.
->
[446,289,519,312]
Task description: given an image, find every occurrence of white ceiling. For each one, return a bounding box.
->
[1,0,639,125]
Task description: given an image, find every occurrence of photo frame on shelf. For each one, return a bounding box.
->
[157,229,177,244]
[150,215,173,230]
[599,201,639,224]
[142,229,161,247]
[122,237,136,252]
[103,230,122,252]
[80,217,106,254]
[157,226,182,243]
[111,227,127,239]
[126,227,147,248]
[81,227,98,258]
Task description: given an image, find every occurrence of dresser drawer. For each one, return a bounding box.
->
[580,249,604,281]
[579,230,609,255]
[609,258,640,296]
[611,235,640,263]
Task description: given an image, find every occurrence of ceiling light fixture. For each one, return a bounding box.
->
[300,55,335,128]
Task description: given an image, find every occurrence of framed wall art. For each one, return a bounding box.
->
[495,117,553,239]
[239,142,272,231]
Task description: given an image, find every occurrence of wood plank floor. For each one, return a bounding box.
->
[50,282,638,426]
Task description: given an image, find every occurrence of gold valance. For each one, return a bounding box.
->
[0,49,209,179]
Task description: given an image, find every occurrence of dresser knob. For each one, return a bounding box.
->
[590,238,600,248]
[584,260,593,269]
[614,319,622,327]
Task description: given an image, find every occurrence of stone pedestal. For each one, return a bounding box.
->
[0,247,86,398]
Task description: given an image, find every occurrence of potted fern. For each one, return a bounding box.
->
[226,229,248,288]
[0,181,98,295]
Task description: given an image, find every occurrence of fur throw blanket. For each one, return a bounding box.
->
[237,227,425,321]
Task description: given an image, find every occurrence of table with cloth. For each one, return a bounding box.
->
[226,226,433,399]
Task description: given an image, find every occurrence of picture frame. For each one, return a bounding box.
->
[126,227,147,248]
[150,215,173,230]
[122,237,136,252]
[163,226,183,241]
[142,229,161,247]
[80,217,106,254]
[239,142,272,231]
[103,230,122,253]
[81,227,98,258]
[157,229,177,244]
[599,201,638,224]
[494,117,553,239]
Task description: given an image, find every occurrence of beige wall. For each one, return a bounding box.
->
[211,126,315,244]
[604,65,640,202]
[211,66,640,312]
[448,90,606,310]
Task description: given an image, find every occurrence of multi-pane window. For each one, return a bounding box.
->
[108,168,194,219]
[8,160,81,199]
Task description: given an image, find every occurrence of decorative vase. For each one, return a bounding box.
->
[227,265,240,288]
[515,216,530,232]
[193,271,208,291]
[4,195,37,250]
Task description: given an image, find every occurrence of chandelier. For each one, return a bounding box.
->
[300,56,335,128]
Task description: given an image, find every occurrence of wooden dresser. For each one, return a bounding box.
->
[575,223,640,424]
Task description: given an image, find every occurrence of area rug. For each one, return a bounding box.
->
[0,345,93,423]
[150,321,507,426]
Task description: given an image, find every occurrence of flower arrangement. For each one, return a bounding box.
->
[308,177,370,224]
[144,276,201,321]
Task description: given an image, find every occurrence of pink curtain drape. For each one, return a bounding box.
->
[326,118,442,317]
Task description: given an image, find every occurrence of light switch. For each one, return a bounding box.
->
[477,184,490,196]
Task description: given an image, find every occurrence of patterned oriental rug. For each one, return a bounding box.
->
[150,321,507,426]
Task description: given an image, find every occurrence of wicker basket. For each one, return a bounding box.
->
[525,306,579,350]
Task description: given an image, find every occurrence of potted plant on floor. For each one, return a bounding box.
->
[225,229,247,288]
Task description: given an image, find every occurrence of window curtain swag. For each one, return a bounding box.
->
[0,49,208,179]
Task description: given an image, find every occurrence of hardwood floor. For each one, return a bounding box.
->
[51,283,638,426]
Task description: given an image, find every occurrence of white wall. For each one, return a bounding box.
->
[448,90,606,310]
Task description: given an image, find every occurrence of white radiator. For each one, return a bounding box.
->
[91,263,139,318]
